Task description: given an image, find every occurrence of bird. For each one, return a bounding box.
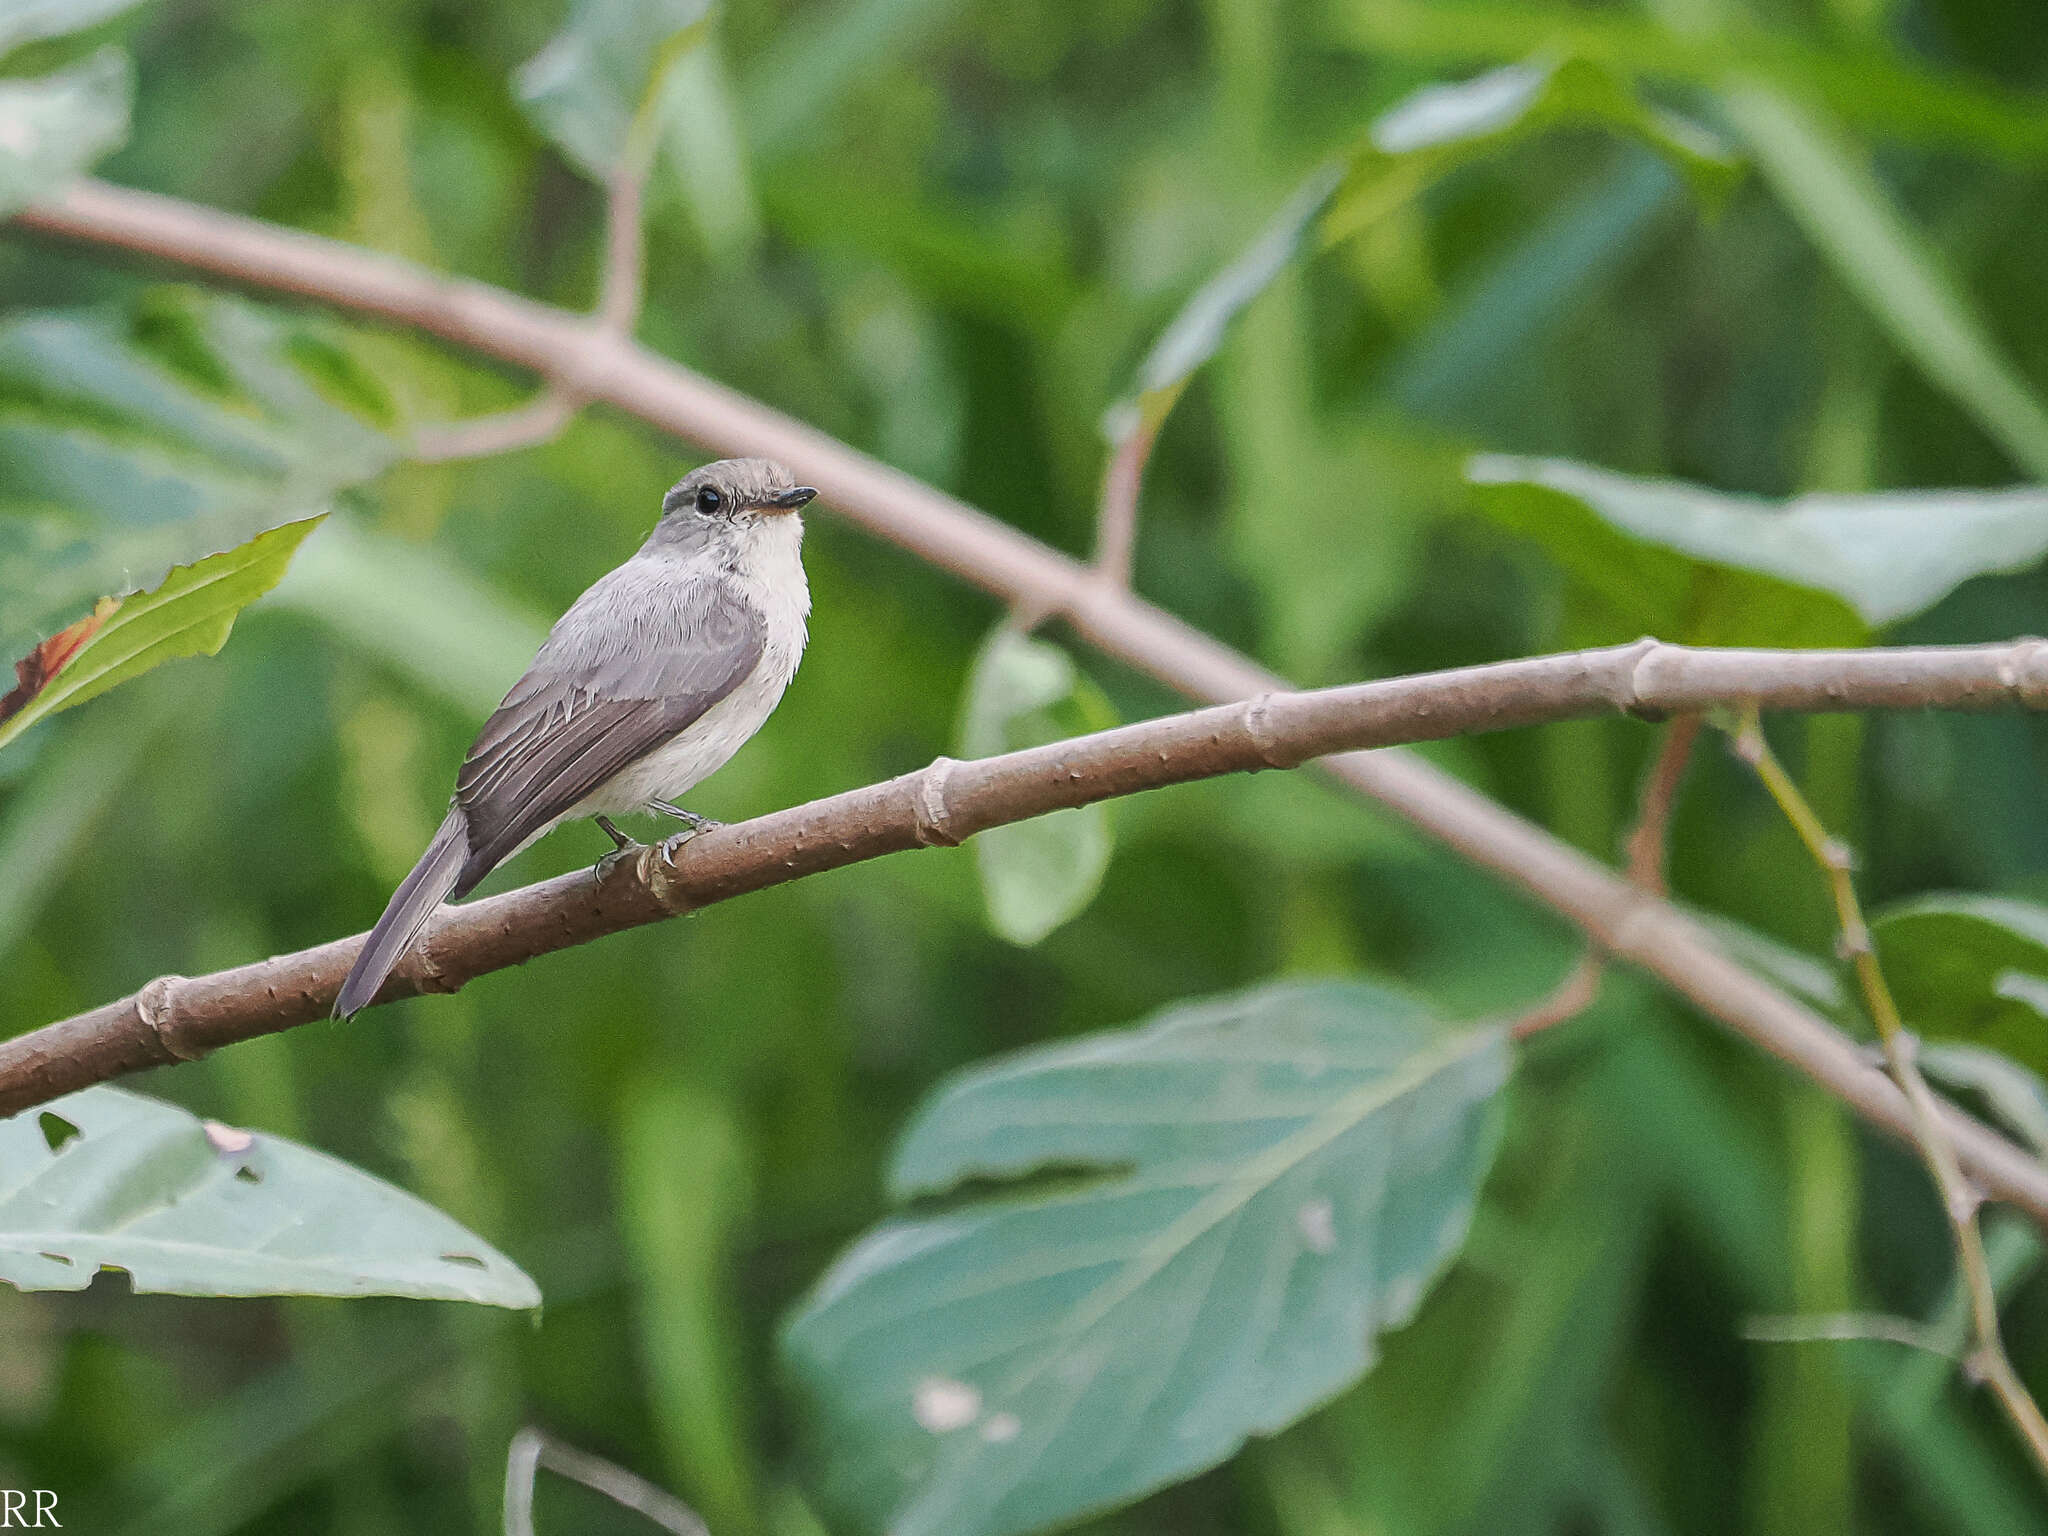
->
[333,457,816,1018]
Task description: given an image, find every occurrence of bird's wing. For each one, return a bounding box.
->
[450,571,766,894]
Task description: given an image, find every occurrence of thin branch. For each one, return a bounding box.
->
[14,182,2048,1237]
[1741,1311,1958,1359]
[1093,415,1160,592]
[1732,707,2048,1476]
[504,1427,710,1536]
[413,150,650,462]
[1511,712,1703,1039]
[414,390,577,462]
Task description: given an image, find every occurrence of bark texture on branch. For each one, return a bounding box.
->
[15,182,2048,1229]
[13,640,2048,1227]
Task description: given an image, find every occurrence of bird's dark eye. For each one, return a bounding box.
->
[694,486,724,515]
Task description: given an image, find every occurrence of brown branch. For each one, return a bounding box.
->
[14,181,2048,1233]
[11,640,2048,1223]
[1511,711,1706,1040]
[1093,415,1160,591]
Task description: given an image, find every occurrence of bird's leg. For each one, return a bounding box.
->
[649,799,722,866]
[650,799,721,833]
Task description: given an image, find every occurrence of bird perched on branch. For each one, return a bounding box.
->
[334,457,817,1017]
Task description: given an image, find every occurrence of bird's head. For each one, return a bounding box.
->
[657,458,816,534]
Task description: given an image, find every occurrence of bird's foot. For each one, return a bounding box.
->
[595,814,636,851]
[658,824,716,867]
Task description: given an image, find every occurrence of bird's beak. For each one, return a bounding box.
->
[764,486,819,513]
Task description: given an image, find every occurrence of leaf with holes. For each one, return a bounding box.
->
[780,980,1509,1536]
[1873,894,2048,1079]
[516,0,713,180]
[0,1087,539,1305]
[0,46,129,218]
[0,515,323,752]
[0,291,393,649]
[957,628,1118,946]
[1326,57,1738,244]
[1468,456,2048,645]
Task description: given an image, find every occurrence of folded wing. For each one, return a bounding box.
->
[451,571,766,895]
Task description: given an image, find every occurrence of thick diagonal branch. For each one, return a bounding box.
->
[14,182,2048,1231]
[12,639,2048,1233]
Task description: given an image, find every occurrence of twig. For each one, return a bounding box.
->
[412,148,651,463]
[1731,706,2048,1476]
[1741,1311,1958,1359]
[1093,414,1160,592]
[504,1427,710,1536]
[1511,712,1703,1039]
[15,180,2048,1237]
[414,391,577,462]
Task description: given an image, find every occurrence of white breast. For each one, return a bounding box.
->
[574,514,810,819]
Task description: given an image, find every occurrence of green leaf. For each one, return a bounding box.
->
[0,515,322,752]
[780,980,1510,1536]
[1326,57,1739,245]
[1468,455,2048,642]
[1105,163,1344,447]
[1873,894,2048,1078]
[1326,0,2048,163]
[1919,1043,2048,1157]
[0,1086,540,1305]
[515,0,713,180]
[0,46,129,218]
[956,628,1117,946]
[0,292,394,650]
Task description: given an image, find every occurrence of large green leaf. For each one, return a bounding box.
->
[0,515,322,752]
[1326,56,1738,244]
[1468,456,2048,642]
[1872,894,2048,1077]
[0,46,129,217]
[515,0,713,180]
[0,1087,540,1305]
[0,292,394,650]
[781,980,1510,1536]
[956,628,1117,946]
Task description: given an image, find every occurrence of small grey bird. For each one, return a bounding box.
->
[334,457,816,1017]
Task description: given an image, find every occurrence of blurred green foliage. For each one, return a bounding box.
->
[4,0,2048,1531]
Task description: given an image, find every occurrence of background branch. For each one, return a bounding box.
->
[12,640,2048,1231]
[15,182,2048,1235]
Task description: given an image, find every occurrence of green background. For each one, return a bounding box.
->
[5,0,2048,1531]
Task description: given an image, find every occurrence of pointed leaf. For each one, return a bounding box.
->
[957,629,1117,945]
[0,46,129,217]
[781,980,1509,1536]
[1873,894,2048,1078]
[516,0,713,180]
[0,515,322,751]
[1469,455,2048,642]
[1326,57,1738,244]
[0,1087,540,1305]
[1104,164,1344,447]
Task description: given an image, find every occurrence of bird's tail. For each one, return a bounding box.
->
[334,811,469,1018]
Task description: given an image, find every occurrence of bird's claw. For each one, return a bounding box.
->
[658,825,713,867]
[594,843,641,879]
